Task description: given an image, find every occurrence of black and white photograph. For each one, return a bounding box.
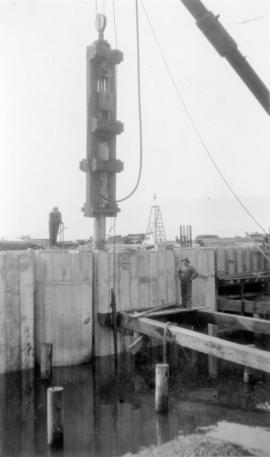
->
[0,0,270,456]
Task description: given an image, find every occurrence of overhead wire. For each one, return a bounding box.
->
[113,216,116,292]
[112,0,118,48]
[237,14,270,25]
[140,0,268,235]
[112,0,118,272]
[107,0,118,350]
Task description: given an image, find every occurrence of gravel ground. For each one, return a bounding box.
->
[122,433,262,457]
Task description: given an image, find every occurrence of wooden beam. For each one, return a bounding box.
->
[119,313,270,373]
[130,302,176,318]
[217,297,270,315]
[130,307,202,318]
[196,309,270,335]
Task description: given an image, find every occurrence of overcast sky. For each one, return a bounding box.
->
[0,0,269,240]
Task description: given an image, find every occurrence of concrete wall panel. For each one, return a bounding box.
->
[0,246,216,369]
[174,247,216,309]
[216,246,269,276]
[96,248,177,315]
[35,251,93,366]
[19,252,34,370]
[0,252,34,374]
[95,248,178,356]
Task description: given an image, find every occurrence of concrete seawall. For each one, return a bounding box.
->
[0,247,216,373]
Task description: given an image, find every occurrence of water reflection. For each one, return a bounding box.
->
[0,351,269,457]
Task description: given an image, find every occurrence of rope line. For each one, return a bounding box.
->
[140,0,267,235]
[237,14,270,25]
[113,216,116,292]
[163,322,170,363]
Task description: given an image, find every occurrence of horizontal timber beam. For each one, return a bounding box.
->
[146,306,203,318]
[119,312,270,373]
[217,297,270,315]
[196,309,270,335]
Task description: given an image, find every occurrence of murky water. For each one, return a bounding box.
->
[0,347,270,457]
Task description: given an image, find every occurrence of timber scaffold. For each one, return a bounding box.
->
[113,307,270,374]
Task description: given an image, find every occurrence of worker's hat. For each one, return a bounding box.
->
[182,257,190,263]
[53,206,59,210]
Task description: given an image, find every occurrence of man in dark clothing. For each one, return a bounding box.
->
[177,258,198,308]
[49,207,62,247]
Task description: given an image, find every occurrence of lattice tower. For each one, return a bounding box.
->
[146,196,166,244]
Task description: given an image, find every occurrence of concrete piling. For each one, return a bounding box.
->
[41,343,53,380]
[155,363,169,412]
[47,386,64,447]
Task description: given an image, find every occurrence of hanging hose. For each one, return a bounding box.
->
[95,0,143,205]
[111,288,118,366]
[163,321,191,363]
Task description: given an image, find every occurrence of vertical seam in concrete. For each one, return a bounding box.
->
[17,253,22,371]
[33,252,37,367]
[92,252,96,359]
[3,254,7,373]
[1,254,7,373]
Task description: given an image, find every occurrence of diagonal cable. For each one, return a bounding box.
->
[140,0,267,234]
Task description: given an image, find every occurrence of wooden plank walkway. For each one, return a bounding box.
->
[128,306,270,335]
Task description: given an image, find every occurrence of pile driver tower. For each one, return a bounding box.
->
[80,14,124,249]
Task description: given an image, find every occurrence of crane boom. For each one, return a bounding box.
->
[180,0,270,115]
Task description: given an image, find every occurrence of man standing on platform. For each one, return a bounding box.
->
[177,258,198,308]
[49,206,63,247]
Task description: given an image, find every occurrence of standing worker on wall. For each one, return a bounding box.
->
[177,258,199,308]
[49,206,63,247]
